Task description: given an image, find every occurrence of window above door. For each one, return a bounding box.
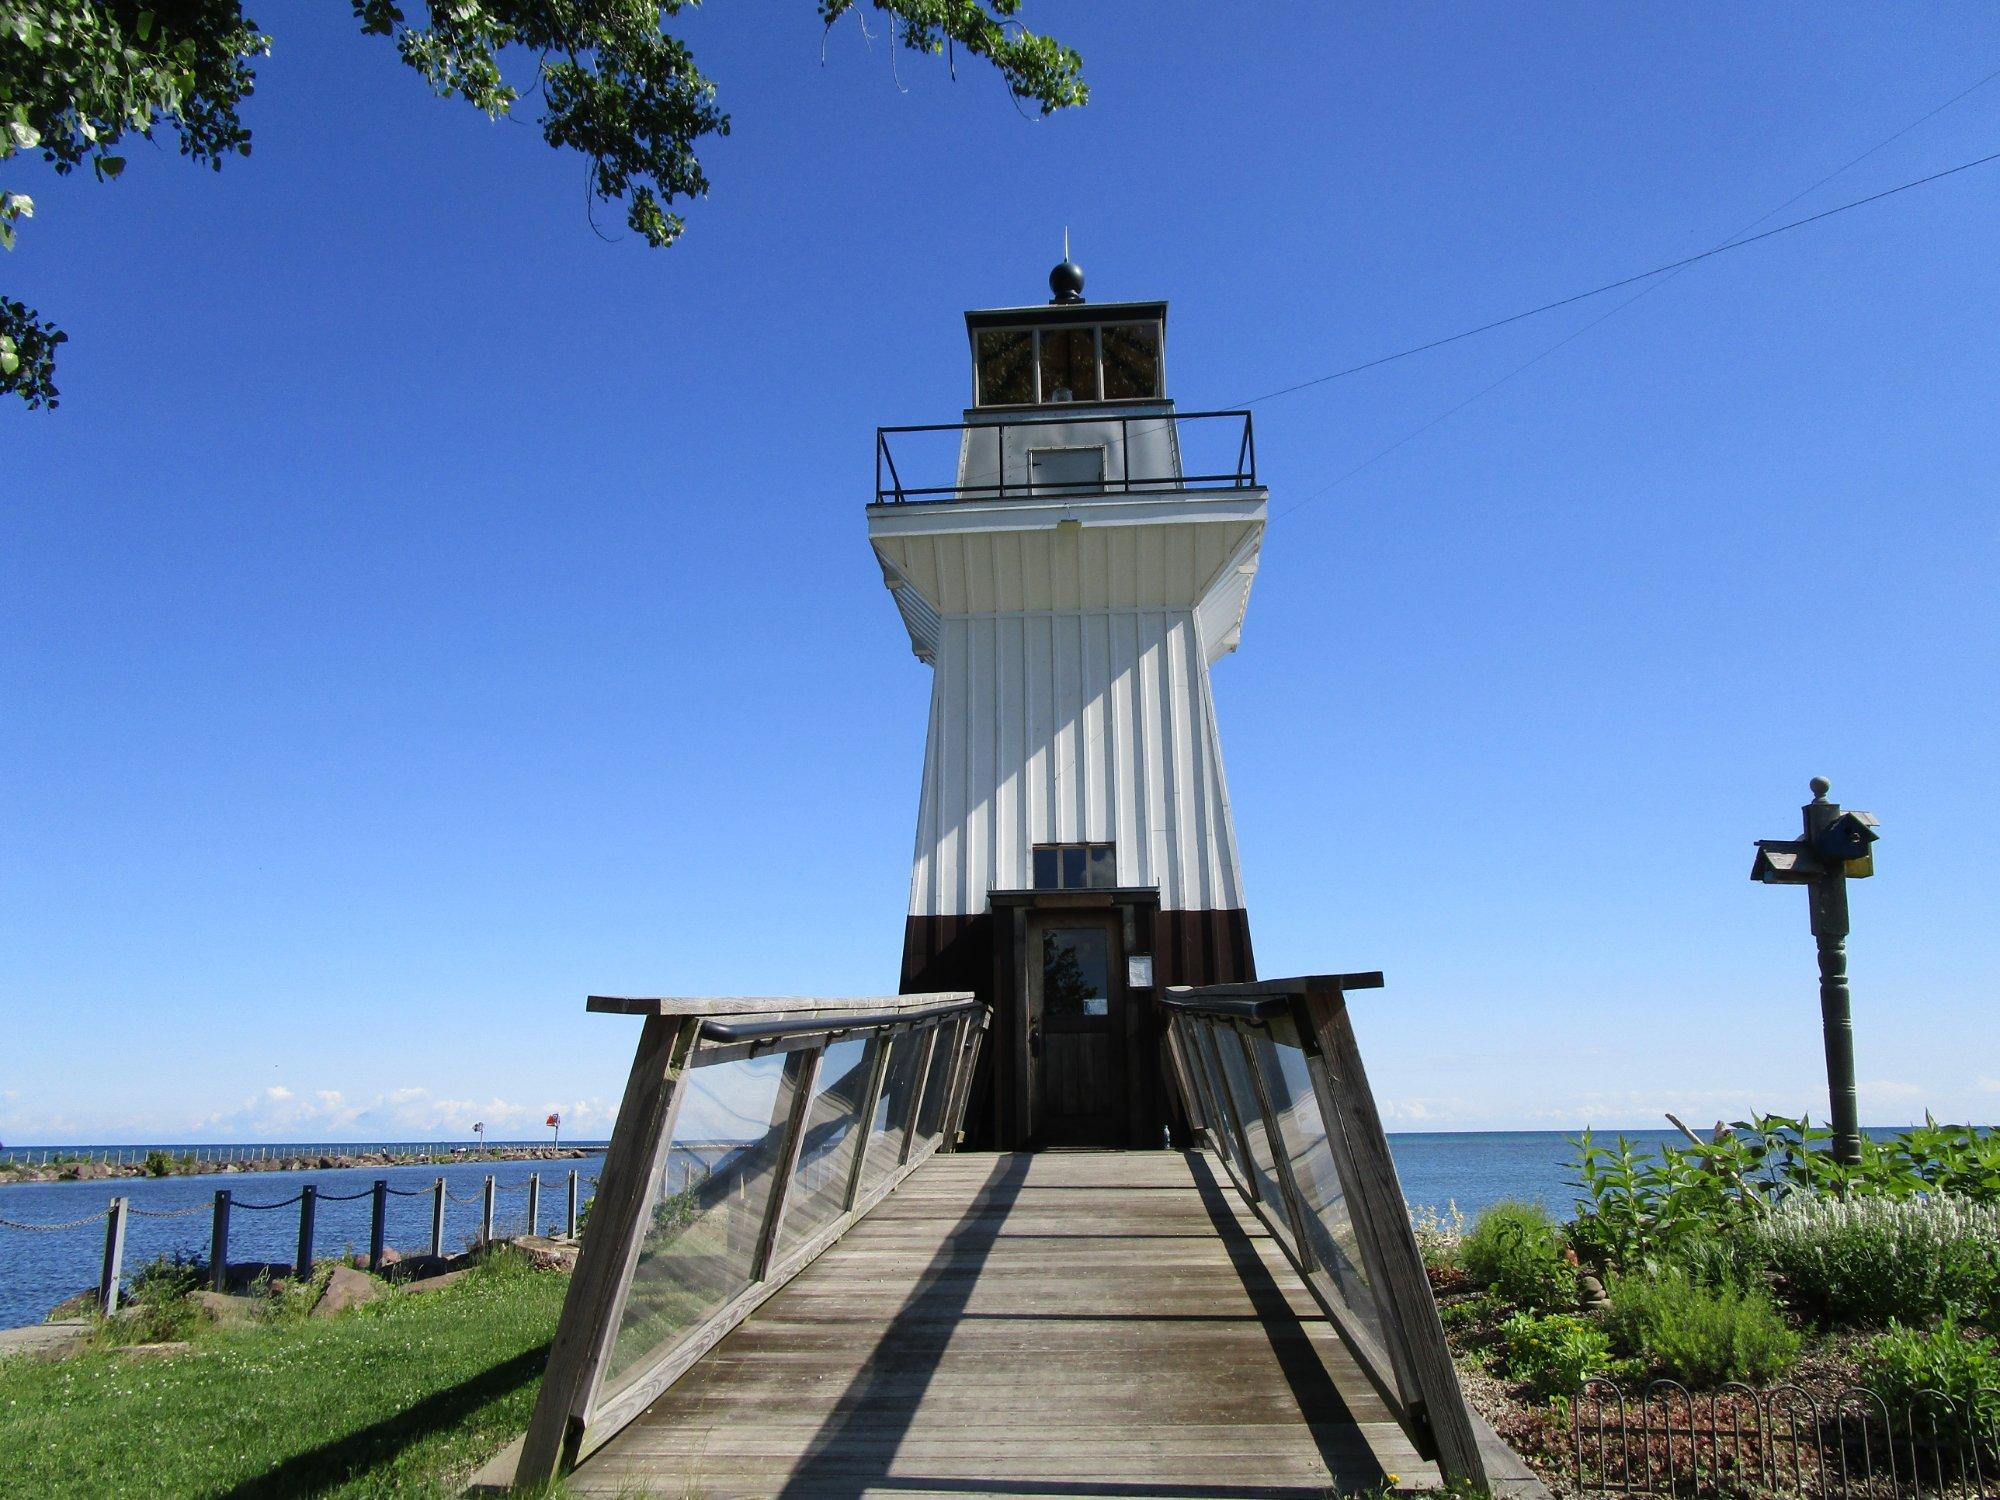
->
[1032,843,1117,891]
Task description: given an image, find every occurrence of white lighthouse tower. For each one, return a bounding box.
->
[868,260,1267,1149]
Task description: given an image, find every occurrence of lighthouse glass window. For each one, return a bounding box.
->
[975,329,1035,406]
[1032,842,1117,891]
[1100,323,1161,400]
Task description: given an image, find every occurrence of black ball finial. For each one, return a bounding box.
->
[1810,775,1832,800]
[1049,257,1085,304]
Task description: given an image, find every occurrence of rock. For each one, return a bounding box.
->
[46,1290,102,1321]
[402,1268,474,1295]
[192,1291,259,1326]
[376,1246,402,1268]
[312,1265,385,1318]
[506,1235,579,1272]
[1577,1273,1610,1313]
[317,1156,336,1170]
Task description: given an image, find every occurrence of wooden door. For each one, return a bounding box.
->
[1028,913,1126,1147]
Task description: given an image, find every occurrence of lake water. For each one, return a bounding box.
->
[0,1129,1705,1328]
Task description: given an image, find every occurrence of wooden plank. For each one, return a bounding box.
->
[586,992,973,1018]
[566,1149,1450,1498]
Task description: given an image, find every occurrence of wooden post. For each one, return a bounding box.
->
[752,1045,824,1281]
[566,1169,580,1239]
[368,1180,388,1272]
[480,1175,496,1246]
[527,1173,542,1237]
[429,1177,446,1257]
[517,1015,699,1489]
[296,1185,318,1278]
[1300,979,1488,1490]
[99,1196,129,1316]
[209,1190,232,1292]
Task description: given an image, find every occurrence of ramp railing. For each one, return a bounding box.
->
[515,992,989,1488]
[1162,974,1493,1492]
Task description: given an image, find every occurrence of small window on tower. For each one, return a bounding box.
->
[1038,327,1100,403]
[1031,843,1117,891]
[976,329,1035,405]
[1101,323,1161,400]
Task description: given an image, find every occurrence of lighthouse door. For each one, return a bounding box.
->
[1028,913,1127,1147]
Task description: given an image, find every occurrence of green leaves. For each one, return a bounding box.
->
[0,299,67,407]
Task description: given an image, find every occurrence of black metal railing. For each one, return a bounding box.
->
[873,408,1257,504]
[1571,1376,2000,1497]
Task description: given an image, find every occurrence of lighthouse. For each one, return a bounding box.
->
[868,260,1267,1150]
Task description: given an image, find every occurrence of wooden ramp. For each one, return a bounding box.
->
[568,1149,1437,1498]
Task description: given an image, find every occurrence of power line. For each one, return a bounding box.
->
[1240,142,2000,415]
[1276,66,2000,515]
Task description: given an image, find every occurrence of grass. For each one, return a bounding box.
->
[0,1249,568,1498]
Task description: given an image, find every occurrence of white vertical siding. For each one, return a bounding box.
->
[908,606,1245,917]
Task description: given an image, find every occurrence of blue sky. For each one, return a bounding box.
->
[4,4,1996,1143]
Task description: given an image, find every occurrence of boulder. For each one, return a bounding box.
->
[312,1265,385,1318]
[507,1236,579,1272]
[46,1289,101,1321]
[192,1291,259,1326]
[403,1268,474,1295]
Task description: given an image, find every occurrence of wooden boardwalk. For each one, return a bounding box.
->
[570,1149,1438,1498]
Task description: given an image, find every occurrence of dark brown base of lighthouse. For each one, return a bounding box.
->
[899,892,1255,1152]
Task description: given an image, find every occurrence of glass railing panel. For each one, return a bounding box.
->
[1176,1020,1228,1159]
[861,1027,925,1187]
[1254,1034,1387,1354]
[915,1017,961,1143]
[602,1051,796,1399]
[778,1036,874,1253]
[1211,1024,1285,1211]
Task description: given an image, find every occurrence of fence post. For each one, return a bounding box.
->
[526,1173,541,1237]
[295,1185,317,1278]
[368,1179,388,1273]
[480,1174,496,1246]
[99,1197,129,1315]
[430,1177,446,1258]
[565,1169,579,1239]
[210,1189,232,1292]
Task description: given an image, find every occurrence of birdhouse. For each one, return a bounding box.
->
[869,260,1267,1150]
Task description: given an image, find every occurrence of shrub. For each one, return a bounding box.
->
[1861,1316,2000,1446]
[1745,1193,2000,1327]
[1604,1266,1799,1388]
[1498,1310,1611,1400]
[1410,1200,1465,1272]
[142,1149,175,1177]
[104,1254,208,1344]
[1461,1201,1574,1313]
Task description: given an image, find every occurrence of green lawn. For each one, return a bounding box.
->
[0,1254,567,1498]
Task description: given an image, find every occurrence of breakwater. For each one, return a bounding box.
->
[0,1145,601,1186]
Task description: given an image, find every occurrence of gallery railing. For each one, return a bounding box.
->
[514,992,989,1488]
[873,408,1256,504]
[1161,974,1495,1493]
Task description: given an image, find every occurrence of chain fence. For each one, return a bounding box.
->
[2,1166,592,1324]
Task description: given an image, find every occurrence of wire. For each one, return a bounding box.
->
[1274,66,2000,516]
[1239,143,2000,415]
